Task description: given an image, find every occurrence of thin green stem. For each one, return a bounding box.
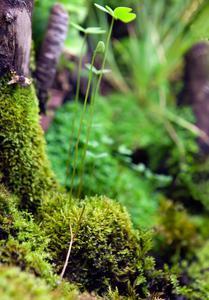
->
[76,18,115,198]
[69,50,97,198]
[65,35,87,186]
[75,34,87,102]
[76,80,97,198]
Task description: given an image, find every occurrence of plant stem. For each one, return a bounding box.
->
[76,81,97,198]
[75,34,87,102]
[60,224,74,279]
[65,35,87,187]
[76,18,115,198]
[69,50,97,198]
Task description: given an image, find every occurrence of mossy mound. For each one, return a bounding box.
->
[41,194,155,297]
[185,240,209,299]
[0,266,80,300]
[155,199,199,262]
[0,184,53,281]
[0,78,57,211]
[179,157,209,211]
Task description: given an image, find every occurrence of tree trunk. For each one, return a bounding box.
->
[35,4,68,113]
[0,0,57,212]
[0,0,33,77]
[179,42,209,155]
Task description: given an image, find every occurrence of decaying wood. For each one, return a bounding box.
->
[35,4,69,113]
[0,0,33,77]
[179,42,209,155]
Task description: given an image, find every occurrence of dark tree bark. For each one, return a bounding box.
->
[35,4,68,113]
[179,42,209,155]
[0,0,34,77]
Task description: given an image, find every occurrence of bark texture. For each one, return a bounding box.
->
[35,4,69,113]
[179,42,209,155]
[0,0,33,76]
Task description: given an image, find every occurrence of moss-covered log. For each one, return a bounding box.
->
[0,79,57,211]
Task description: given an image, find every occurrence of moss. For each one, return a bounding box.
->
[0,77,57,212]
[0,266,80,300]
[155,199,199,262]
[177,241,209,299]
[0,184,54,282]
[41,194,155,297]
[179,157,209,211]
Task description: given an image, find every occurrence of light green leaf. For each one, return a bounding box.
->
[105,5,114,17]
[85,64,111,76]
[94,3,109,14]
[70,22,85,33]
[85,27,106,35]
[85,64,98,75]
[113,7,136,23]
[96,69,112,75]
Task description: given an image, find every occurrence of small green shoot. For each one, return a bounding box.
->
[85,64,111,76]
[76,4,136,197]
[71,22,106,35]
[94,4,136,23]
[65,22,106,186]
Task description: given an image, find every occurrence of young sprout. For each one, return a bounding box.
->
[65,23,105,186]
[76,4,136,198]
[69,41,105,198]
[94,4,136,23]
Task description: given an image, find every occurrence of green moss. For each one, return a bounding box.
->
[41,194,154,297]
[179,158,209,210]
[0,78,57,211]
[181,241,209,299]
[0,266,79,300]
[0,184,54,282]
[155,199,199,261]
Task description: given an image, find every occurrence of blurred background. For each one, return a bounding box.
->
[32,0,209,245]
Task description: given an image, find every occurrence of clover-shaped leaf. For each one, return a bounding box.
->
[94,3,136,23]
[114,7,136,23]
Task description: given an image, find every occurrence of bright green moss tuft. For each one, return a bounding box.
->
[180,241,209,299]
[41,194,154,297]
[0,266,79,300]
[0,78,57,211]
[0,184,54,282]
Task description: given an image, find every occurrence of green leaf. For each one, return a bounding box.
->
[71,22,85,33]
[105,5,114,17]
[113,7,136,23]
[94,3,109,14]
[85,27,106,35]
[85,64,111,76]
[96,69,111,75]
[85,64,98,75]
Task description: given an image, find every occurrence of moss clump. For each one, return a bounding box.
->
[0,184,54,282]
[0,266,80,300]
[41,194,154,297]
[155,199,199,261]
[179,158,209,211]
[0,78,57,211]
[185,241,209,299]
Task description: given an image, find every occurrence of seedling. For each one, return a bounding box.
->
[94,4,136,23]
[65,24,106,185]
[69,41,105,197]
[76,4,136,198]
